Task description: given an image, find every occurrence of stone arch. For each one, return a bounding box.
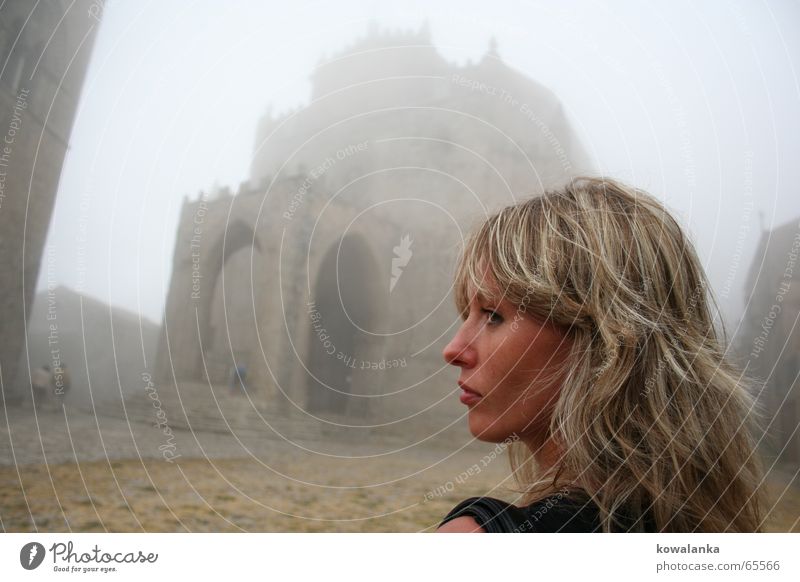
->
[305,232,383,416]
[195,220,262,382]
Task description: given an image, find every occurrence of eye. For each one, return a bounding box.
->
[482,308,503,325]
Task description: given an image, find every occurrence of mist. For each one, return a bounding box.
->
[37,0,800,327]
[4,0,800,536]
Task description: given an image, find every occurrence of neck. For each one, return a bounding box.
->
[523,434,562,471]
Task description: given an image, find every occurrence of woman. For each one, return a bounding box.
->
[436,177,767,533]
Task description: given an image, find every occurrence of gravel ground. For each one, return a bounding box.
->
[1,405,798,532]
[0,405,515,532]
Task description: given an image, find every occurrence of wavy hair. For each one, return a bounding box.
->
[452,176,768,532]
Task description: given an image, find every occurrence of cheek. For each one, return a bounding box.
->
[483,365,562,427]
[479,379,534,423]
[486,357,538,401]
[522,379,565,432]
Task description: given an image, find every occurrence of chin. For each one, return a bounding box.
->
[468,415,511,443]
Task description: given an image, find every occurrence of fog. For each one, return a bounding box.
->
[5,0,800,537]
[38,0,800,328]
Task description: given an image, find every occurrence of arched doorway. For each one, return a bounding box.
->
[197,220,262,384]
[305,233,382,416]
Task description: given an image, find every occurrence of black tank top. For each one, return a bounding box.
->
[439,493,658,532]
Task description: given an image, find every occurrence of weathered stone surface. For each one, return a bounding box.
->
[0,1,100,404]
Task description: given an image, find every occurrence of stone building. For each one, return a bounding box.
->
[737,218,800,465]
[156,25,593,436]
[0,1,101,404]
[23,286,160,410]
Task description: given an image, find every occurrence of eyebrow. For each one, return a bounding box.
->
[474,290,498,306]
[464,282,499,306]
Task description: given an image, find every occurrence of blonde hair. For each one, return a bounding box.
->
[452,176,768,532]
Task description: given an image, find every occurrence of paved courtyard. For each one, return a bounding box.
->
[1,405,798,532]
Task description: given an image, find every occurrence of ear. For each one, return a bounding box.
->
[435,516,486,533]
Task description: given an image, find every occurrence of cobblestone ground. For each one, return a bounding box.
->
[0,405,514,532]
[1,405,798,532]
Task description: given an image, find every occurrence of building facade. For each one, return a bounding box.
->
[738,218,800,465]
[156,26,593,430]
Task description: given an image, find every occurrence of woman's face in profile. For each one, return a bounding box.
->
[442,268,573,451]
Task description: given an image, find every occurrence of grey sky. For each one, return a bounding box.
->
[38,0,800,327]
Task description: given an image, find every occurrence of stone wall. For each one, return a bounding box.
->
[0,1,100,404]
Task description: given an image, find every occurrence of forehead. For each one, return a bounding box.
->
[464,273,503,304]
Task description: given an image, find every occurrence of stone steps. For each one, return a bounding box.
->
[91,382,313,437]
[90,382,401,445]
[87,381,472,452]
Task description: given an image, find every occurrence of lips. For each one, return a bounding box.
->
[458,381,481,396]
[458,381,483,405]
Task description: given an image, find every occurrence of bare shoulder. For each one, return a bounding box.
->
[435,516,486,533]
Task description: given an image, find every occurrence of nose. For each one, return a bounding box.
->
[442,322,477,368]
